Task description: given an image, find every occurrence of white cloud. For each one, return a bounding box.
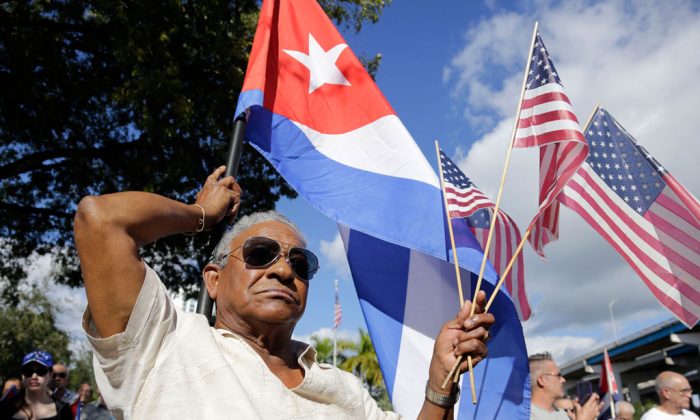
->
[319,232,352,279]
[25,253,88,353]
[444,0,700,362]
[293,327,360,344]
[525,334,597,364]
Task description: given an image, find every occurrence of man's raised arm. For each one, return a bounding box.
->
[74,166,240,338]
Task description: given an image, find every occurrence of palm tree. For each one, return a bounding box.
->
[340,329,392,411]
[309,334,354,365]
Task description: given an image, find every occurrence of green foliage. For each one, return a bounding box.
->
[0,0,389,300]
[633,400,656,420]
[339,329,393,411]
[67,343,96,396]
[0,284,71,381]
[309,334,354,365]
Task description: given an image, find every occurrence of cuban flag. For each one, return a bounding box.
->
[597,349,620,420]
[235,0,530,418]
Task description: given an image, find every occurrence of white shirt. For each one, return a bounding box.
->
[83,265,400,420]
[641,407,700,420]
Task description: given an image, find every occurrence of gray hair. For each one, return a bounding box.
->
[211,210,306,267]
[528,352,555,388]
[615,401,635,416]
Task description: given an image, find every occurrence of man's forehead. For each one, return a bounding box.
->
[232,221,303,247]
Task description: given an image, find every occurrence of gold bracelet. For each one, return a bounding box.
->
[184,204,206,236]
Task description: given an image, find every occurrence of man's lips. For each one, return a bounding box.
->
[257,288,299,303]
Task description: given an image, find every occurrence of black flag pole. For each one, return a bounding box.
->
[195,114,247,321]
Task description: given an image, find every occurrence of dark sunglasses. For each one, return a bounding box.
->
[224,236,319,280]
[22,364,49,377]
[52,372,67,378]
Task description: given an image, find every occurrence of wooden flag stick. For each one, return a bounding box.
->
[443,20,540,391]
[484,103,599,313]
[434,141,477,403]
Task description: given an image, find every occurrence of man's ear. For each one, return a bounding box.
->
[203,263,222,300]
[536,374,545,389]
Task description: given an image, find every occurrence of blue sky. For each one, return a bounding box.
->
[45,0,700,364]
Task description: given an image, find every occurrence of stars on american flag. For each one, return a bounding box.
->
[526,34,562,89]
[441,151,477,189]
[585,110,665,215]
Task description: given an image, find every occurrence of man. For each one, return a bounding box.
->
[616,400,636,420]
[51,363,78,406]
[74,166,495,419]
[74,383,93,418]
[641,371,699,419]
[81,390,114,420]
[554,396,575,420]
[530,352,602,420]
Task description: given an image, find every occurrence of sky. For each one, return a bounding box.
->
[42,0,700,365]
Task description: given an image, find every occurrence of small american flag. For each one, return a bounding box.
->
[560,107,700,327]
[513,32,588,257]
[334,280,342,329]
[440,149,531,320]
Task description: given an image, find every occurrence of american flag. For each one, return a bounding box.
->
[334,280,342,329]
[440,149,531,320]
[560,107,700,327]
[513,33,589,257]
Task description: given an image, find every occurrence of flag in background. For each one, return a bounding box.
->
[334,279,342,330]
[235,0,530,417]
[439,149,532,321]
[560,106,700,327]
[597,349,619,420]
[513,32,589,257]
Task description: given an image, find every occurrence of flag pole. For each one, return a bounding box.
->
[333,279,339,366]
[444,20,540,387]
[483,104,599,313]
[434,141,477,402]
[196,114,247,320]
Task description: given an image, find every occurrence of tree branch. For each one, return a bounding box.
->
[0,202,73,219]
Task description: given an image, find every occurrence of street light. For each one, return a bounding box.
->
[609,299,619,343]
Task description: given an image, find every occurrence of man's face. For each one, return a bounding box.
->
[51,364,68,390]
[665,377,692,410]
[538,360,565,399]
[216,221,309,327]
[78,383,93,401]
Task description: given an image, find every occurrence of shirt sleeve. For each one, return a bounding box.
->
[82,264,177,416]
[361,385,402,420]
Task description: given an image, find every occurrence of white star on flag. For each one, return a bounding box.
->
[283,33,351,94]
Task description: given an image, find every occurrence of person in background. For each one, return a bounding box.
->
[641,371,699,420]
[73,383,93,419]
[554,396,576,420]
[50,363,78,407]
[0,350,72,419]
[615,400,636,420]
[80,389,114,420]
[529,352,603,420]
[1,378,21,401]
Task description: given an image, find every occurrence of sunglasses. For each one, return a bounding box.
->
[53,372,67,378]
[22,364,49,377]
[224,236,319,280]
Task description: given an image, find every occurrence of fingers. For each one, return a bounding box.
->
[455,339,488,366]
[206,165,226,184]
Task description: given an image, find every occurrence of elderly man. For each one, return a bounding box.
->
[615,400,636,420]
[74,166,494,419]
[641,371,699,419]
[50,363,78,406]
[529,352,602,420]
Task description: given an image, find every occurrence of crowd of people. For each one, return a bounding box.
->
[529,351,699,420]
[0,350,112,420]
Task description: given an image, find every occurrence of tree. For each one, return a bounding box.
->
[68,343,96,396]
[0,0,390,302]
[340,329,392,411]
[0,283,71,381]
[309,334,354,365]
